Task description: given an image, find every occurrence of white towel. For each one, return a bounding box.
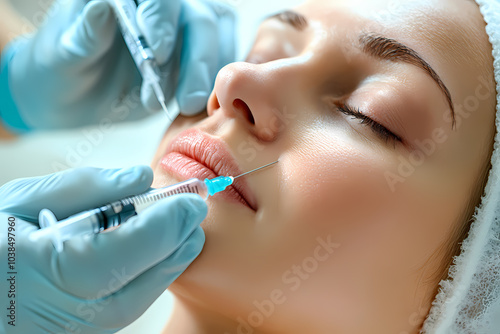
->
[423,1,500,333]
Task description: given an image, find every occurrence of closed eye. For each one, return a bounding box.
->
[336,103,403,146]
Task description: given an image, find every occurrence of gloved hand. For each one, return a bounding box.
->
[0,166,207,333]
[0,0,236,131]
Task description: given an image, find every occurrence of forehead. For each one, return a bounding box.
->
[297,0,477,21]
[293,0,493,109]
[295,0,488,73]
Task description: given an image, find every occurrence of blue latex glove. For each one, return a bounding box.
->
[0,0,236,131]
[0,166,207,333]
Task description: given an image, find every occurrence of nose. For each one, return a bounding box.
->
[207,61,301,141]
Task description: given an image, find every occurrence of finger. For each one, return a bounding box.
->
[210,1,238,71]
[136,0,182,65]
[176,0,220,116]
[0,166,153,222]
[89,227,204,329]
[57,194,207,297]
[59,0,117,67]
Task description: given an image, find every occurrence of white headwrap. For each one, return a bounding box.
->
[422,0,500,333]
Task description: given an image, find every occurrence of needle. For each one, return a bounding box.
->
[159,98,172,122]
[233,160,280,180]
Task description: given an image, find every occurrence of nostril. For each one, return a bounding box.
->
[233,99,255,125]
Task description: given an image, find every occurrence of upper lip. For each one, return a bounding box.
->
[163,129,257,210]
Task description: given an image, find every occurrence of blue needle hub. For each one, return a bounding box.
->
[204,176,235,196]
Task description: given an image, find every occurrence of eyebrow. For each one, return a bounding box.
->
[360,34,456,129]
[266,10,309,31]
[264,13,456,129]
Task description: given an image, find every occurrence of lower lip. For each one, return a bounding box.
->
[160,152,252,209]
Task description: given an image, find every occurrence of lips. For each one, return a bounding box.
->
[160,129,257,211]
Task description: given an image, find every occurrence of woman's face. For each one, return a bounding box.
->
[151,0,496,332]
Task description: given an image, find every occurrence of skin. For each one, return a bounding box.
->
[150,0,497,333]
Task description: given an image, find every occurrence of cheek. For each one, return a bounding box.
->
[207,91,219,116]
[278,123,452,271]
[272,126,452,319]
[279,128,393,236]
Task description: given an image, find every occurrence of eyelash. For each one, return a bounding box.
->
[336,103,403,145]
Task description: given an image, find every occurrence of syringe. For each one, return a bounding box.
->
[32,161,279,252]
[107,0,173,121]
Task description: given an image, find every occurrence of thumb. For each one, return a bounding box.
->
[57,194,207,298]
[136,0,182,65]
[0,166,154,223]
[59,1,117,66]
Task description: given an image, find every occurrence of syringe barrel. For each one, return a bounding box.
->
[108,0,156,71]
[131,178,209,213]
[91,178,208,230]
[34,179,209,248]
